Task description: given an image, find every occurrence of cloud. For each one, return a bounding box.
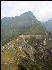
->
[1,1,52,21]
[1,10,5,18]
[37,7,52,21]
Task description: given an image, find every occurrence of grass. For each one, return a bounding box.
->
[1,65,17,70]
[34,63,41,70]
[1,49,15,63]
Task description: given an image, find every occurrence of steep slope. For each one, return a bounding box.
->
[43,18,52,32]
[1,11,45,46]
[1,35,52,70]
[24,23,45,35]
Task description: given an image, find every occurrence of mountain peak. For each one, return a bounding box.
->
[20,11,34,16]
[26,11,33,14]
[48,18,52,22]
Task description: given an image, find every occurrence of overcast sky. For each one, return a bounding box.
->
[1,1,52,22]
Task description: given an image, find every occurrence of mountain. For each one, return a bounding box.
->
[1,11,45,46]
[1,11,52,70]
[43,18,52,32]
[24,23,45,35]
[1,35,52,70]
[1,35,42,70]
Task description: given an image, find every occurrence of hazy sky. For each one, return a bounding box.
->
[1,1,52,22]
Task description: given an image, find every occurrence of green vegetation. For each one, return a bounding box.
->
[34,63,41,70]
[1,11,52,70]
[25,24,45,35]
[43,18,52,32]
[18,64,27,70]
[1,11,46,46]
[1,35,52,70]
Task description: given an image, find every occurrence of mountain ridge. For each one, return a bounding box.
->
[1,11,52,70]
[1,11,45,46]
[43,18,52,32]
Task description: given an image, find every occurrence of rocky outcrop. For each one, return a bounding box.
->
[1,35,52,70]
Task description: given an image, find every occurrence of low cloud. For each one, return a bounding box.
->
[1,1,52,22]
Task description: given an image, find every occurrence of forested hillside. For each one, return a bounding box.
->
[1,11,45,46]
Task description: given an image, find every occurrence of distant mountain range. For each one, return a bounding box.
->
[42,18,52,32]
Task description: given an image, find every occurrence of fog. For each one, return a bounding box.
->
[1,1,52,22]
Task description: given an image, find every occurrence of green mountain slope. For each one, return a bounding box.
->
[1,35,52,70]
[1,11,45,46]
[24,23,45,35]
[43,18,52,32]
